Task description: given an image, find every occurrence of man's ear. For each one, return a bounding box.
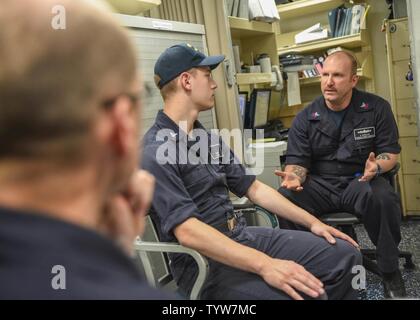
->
[180,72,192,91]
[103,97,134,157]
[351,74,359,88]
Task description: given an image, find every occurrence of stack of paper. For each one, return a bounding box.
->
[249,0,280,23]
[295,23,328,44]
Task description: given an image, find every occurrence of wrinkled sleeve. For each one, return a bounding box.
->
[141,144,201,239]
[374,99,401,155]
[222,139,256,197]
[284,111,312,169]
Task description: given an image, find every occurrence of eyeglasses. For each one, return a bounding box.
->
[101,83,152,110]
[102,92,140,110]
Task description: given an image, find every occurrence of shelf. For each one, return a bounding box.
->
[277,104,306,118]
[277,0,344,20]
[236,73,274,85]
[107,0,161,15]
[277,30,368,55]
[299,68,369,86]
[229,16,275,38]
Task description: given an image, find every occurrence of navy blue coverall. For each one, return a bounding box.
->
[279,88,402,274]
[142,110,361,300]
[0,206,172,299]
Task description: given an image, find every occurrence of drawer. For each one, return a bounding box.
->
[400,137,420,174]
[392,60,415,99]
[389,20,411,61]
[403,175,420,212]
[396,99,418,137]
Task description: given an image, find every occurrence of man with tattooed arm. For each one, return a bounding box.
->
[276,50,405,298]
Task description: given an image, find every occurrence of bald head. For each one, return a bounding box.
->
[0,0,137,162]
[324,50,358,76]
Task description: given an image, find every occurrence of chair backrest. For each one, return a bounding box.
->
[234,203,279,228]
[134,216,174,288]
[133,215,209,300]
[254,205,279,228]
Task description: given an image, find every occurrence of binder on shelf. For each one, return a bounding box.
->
[232,0,240,17]
[350,4,365,34]
[336,7,347,37]
[343,8,352,37]
[328,6,340,37]
[226,0,235,16]
[238,0,249,19]
[333,8,340,37]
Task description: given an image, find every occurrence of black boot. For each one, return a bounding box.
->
[382,269,407,299]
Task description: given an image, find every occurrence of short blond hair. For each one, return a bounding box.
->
[155,68,197,101]
[0,0,137,163]
[155,75,178,101]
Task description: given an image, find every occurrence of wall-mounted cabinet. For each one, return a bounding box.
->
[386,18,420,216]
[107,0,161,15]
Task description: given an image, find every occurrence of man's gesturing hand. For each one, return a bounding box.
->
[359,152,378,182]
[275,170,304,192]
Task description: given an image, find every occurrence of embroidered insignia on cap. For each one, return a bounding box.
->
[187,43,199,52]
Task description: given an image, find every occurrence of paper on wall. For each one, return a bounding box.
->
[287,72,301,107]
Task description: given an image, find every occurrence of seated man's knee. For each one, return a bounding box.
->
[334,239,362,266]
[374,185,395,200]
[369,185,400,214]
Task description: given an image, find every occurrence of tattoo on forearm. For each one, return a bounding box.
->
[292,165,307,184]
[376,153,391,161]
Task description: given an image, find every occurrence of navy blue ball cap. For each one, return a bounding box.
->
[154,43,225,89]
